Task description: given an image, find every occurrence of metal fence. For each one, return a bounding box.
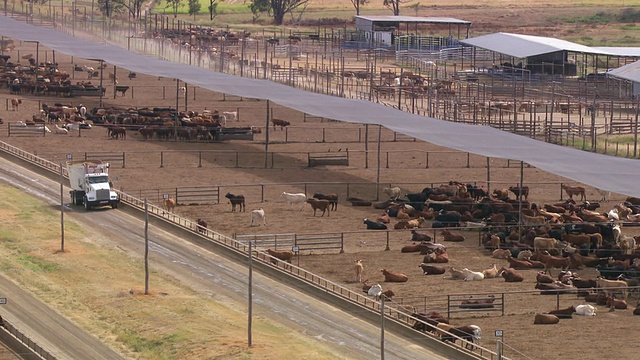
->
[0,138,500,359]
[1,318,57,359]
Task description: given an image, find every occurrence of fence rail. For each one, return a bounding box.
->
[1,318,57,359]
[447,293,505,318]
[7,123,47,137]
[35,149,510,171]
[234,232,344,253]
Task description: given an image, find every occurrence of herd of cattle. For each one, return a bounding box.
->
[158,178,640,349]
[1,54,106,98]
[1,52,265,141]
[333,181,640,347]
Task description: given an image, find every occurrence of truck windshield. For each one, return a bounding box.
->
[88,176,109,184]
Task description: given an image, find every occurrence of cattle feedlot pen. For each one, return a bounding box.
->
[2,15,640,198]
[0,141,498,359]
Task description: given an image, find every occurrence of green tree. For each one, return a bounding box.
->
[208,0,219,21]
[98,0,126,17]
[248,0,309,25]
[248,0,270,23]
[188,0,201,19]
[165,0,183,17]
[111,0,145,18]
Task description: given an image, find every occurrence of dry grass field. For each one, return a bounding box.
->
[2,3,640,358]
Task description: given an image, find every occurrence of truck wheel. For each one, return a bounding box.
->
[111,202,118,209]
[84,197,90,210]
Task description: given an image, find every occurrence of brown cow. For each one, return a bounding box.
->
[306,198,331,217]
[381,268,408,282]
[460,295,496,309]
[196,218,207,234]
[536,271,555,284]
[498,266,524,282]
[548,306,576,319]
[504,256,532,269]
[562,184,586,201]
[271,118,290,130]
[419,264,446,275]
[536,251,571,275]
[562,233,591,247]
[354,260,364,283]
[266,248,294,265]
[10,98,21,111]
[440,229,465,242]
[162,197,177,212]
[493,188,509,200]
[509,185,529,200]
[606,294,628,309]
[534,314,560,325]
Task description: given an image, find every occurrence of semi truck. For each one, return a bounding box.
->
[66,161,120,210]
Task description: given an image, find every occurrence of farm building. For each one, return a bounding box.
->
[351,15,471,50]
[608,55,640,96]
[460,32,640,79]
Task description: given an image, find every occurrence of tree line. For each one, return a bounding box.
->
[83,0,410,26]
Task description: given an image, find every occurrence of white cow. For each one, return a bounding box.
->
[612,224,622,243]
[222,111,238,122]
[250,208,266,226]
[54,124,68,134]
[382,186,401,200]
[596,188,610,202]
[608,209,620,221]
[575,304,596,316]
[462,268,485,281]
[618,235,636,255]
[367,284,382,298]
[281,192,306,210]
[517,250,533,260]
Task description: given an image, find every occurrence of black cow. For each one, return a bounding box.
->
[225,193,245,212]
[411,312,448,333]
[405,192,427,211]
[196,219,208,234]
[363,218,387,230]
[440,325,482,350]
[466,184,487,201]
[434,210,461,227]
[411,230,432,242]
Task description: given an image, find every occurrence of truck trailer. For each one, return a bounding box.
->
[66,161,120,210]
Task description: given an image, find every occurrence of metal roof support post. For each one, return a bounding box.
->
[591,86,597,152]
[380,296,385,360]
[635,97,639,158]
[549,81,556,143]
[174,78,179,141]
[518,161,524,242]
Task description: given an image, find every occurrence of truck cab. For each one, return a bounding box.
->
[67,161,120,210]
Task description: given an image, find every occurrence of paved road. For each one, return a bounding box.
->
[0,155,455,360]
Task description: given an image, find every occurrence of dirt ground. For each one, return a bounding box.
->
[2,22,640,360]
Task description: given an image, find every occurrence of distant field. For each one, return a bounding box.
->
[140,0,640,46]
[31,0,640,45]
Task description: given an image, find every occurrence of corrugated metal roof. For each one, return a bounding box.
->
[460,32,614,59]
[2,16,640,198]
[608,61,640,83]
[592,47,640,57]
[355,15,471,25]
